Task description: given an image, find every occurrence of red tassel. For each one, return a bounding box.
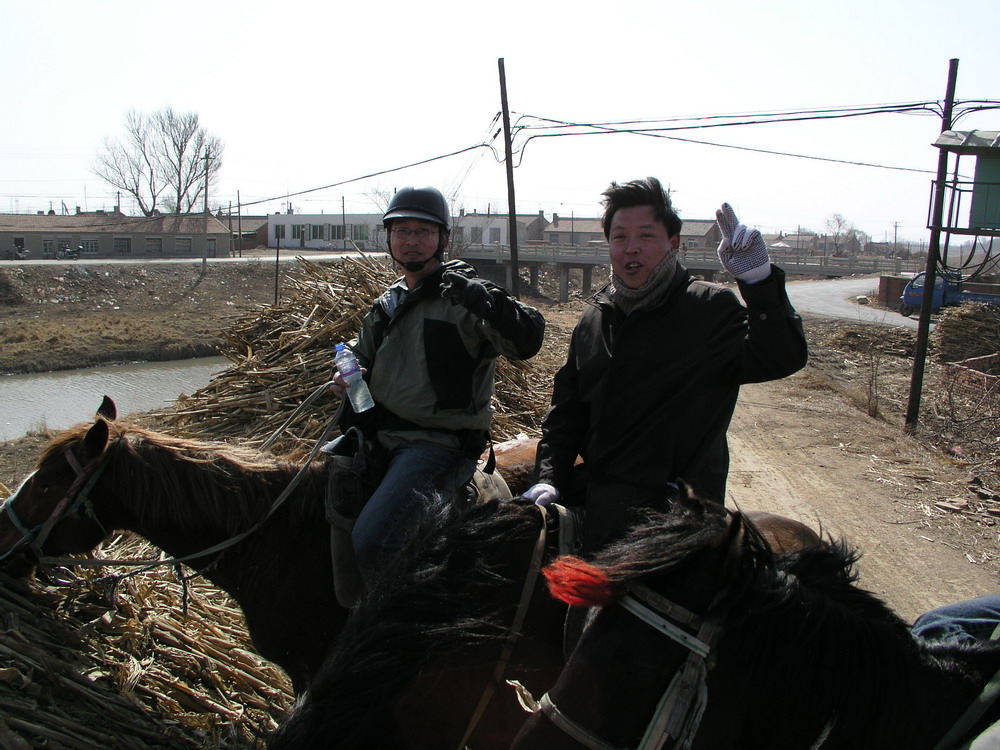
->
[543,557,620,606]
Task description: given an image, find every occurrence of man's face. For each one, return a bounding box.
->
[389,218,445,270]
[608,205,680,289]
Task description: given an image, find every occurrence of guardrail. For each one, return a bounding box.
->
[458,244,925,277]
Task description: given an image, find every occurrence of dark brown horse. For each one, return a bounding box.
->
[512,490,1000,750]
[0,398,525,698]
[267,491,823,749]
[0,398,341,694]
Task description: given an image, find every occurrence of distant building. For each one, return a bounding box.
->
[0,207,231,259]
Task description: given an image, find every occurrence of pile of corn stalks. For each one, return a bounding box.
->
[932,302,1000,363]
[0,533,292,749]
[160,256,554,457]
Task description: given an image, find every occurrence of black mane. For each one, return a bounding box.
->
[270,498,548,748]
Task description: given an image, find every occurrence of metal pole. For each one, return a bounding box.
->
[904,58,959,434]
[498,58,520,297]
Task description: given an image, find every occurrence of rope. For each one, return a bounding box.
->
[39,382,344,573]
[455,504,549,750]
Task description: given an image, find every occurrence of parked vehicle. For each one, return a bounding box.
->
[3,247,29,261]
[56,246,82,260]
[899,271,1000,316]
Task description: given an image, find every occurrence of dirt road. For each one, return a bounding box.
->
[726,361,996,624]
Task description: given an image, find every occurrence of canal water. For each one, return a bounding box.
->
[0,356,229,442]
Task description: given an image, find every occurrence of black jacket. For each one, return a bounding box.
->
[534,264,807,550]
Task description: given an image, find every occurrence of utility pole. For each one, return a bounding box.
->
[905,58,959,434]
[237,190,243,258]
[202,148,211,270]
[498,57,521,297]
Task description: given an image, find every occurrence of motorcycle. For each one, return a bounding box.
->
[56,247,82,260]
[4,248,29,261]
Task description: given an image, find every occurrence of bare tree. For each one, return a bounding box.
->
[825,213,864,257]
[93,108,224,216]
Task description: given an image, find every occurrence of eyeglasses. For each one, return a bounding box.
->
[391,228,439,240]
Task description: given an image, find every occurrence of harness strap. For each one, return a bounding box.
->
[455,503,548,750]
[629,582,701,628]
[638,617,722,750]
[539,693,630,750]
[619,594,712,659]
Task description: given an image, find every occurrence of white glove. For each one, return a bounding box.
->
[716,203,771,284]
[522,483,560,506]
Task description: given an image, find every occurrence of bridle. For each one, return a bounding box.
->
[530,580,724,750]
[0,447,110,564]
[0,383,344,575]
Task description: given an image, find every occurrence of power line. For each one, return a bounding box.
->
[236,144,490,209]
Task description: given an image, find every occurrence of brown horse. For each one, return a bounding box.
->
[0,398,341,695]
[267,490,823,749]
[512,490,1000,750]
[0,398,518,696]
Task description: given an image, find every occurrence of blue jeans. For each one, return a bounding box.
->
[911,594,1000,644]
[351,442,477,582]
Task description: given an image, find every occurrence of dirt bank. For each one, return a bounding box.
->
[0,259,281,374]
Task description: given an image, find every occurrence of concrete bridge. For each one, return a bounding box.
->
[458,244,925,302]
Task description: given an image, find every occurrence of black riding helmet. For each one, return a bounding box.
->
[383,186,451,271]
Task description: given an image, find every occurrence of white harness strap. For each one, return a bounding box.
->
[624,586,721,750]
[540,693,630,750]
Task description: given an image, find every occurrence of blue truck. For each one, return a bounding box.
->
[899,272,1000,316]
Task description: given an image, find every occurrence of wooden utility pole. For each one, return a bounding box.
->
[202,147,212,270]
[904,58,959,434]
[237,190,243,258]
[498,58,521,297]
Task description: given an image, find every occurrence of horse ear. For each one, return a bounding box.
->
[96,396,117,421]
[82,419,110,461]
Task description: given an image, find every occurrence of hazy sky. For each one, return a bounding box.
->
[2,0,998,243]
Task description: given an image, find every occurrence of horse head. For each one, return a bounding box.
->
[0,398,119,575]
[515,488,829,750]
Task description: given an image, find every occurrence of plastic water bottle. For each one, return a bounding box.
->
[334,343,374,413]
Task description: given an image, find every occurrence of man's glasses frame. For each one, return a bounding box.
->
[391,228,439,240]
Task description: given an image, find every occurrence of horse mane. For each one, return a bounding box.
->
[546,490,741,606]
[42,419,326,533]
[270,498,547,747]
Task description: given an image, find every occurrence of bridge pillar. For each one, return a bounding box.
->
[582,266,593,295]
[559,267,570,303]
[529,265,540,289]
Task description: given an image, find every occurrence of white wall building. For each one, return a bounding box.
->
[266,210,528,253]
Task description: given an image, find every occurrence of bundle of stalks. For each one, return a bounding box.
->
[932,302,1000,363]
[160,256,555,458]
[0,534,293,749]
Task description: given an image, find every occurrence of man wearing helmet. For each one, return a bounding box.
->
[330,186,545,586]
